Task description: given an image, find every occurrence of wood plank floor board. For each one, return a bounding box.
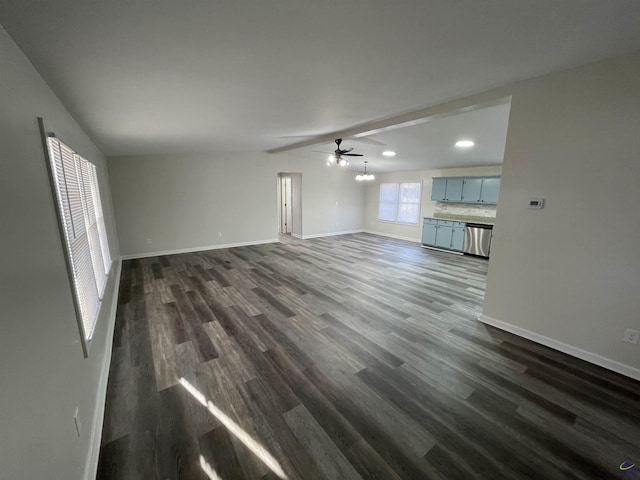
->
[238,378,325,480]
[356,364,561,480]
[263,347,361,452]
[98,233,640,480]
[302,365,439,480]
[283,404,363,480]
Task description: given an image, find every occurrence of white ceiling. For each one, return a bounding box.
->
[2,1,640,157]
[307,102,511,172]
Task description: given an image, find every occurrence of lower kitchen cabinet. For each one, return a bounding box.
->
[422,222,437,245]
[435,222,454,248]
[422,218,466,252]
[451,224,465,250]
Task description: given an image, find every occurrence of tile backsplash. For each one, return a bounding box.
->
[433,202,497,223]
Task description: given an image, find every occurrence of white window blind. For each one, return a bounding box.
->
[377,182,422,225]
[47,137,111,342]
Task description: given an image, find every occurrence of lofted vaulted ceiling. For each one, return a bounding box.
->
[1,0,640,157]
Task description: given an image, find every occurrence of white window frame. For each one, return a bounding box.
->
[377,181,423,225]
[39,118,112,357]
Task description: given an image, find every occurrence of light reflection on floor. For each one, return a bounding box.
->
[199,455,223,480]
[179,377,288,479]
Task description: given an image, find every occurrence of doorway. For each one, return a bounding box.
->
[279,175,292,234]
[277,172,302,238]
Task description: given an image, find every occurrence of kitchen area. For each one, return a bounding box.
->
[421,175,499,258]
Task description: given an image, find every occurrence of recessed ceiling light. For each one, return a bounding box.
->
[455,140,475,148]
[382,150,396,157]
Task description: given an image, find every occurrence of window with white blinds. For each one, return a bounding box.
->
[47,137,112,343]
[377,182,422,225]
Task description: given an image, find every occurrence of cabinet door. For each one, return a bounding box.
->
[480,178,500,204]
[422,223,437,246]
[462,178,482,203]
[451,226,465,251]
[431,178,447,201]
[445,178,464,202]
[435,225,454,248]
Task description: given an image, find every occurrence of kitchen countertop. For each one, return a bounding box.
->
[429,213,496,225]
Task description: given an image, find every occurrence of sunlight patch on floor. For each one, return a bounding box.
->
[179,377,288,479]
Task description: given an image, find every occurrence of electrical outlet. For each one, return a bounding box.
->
[73,408,82,437]
[217,232,222,238]
[623,329,639,345]
[146,238,152,245]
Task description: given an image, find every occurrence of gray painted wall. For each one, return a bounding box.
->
[0,26,120,480]
[291,173,303,238]
[108,152,365,256]
[483,52,640,374]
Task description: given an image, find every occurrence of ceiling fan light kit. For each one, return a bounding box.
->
[325,138,362,167]
[355,161,375,181]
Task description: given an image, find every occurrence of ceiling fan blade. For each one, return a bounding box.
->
[343,153,364,157]
[312,150,332,154]
[339,147,354,153]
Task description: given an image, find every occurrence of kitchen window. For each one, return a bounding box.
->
[44,132,112,356]
[378,182,422,225]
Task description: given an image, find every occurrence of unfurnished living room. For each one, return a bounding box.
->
[2,2,640,479]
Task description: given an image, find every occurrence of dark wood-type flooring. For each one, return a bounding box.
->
[97,233,640,480]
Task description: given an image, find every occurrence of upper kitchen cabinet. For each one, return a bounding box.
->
[461,178,482,202]
[432,176,501,204]
[479,177,500,203]
[431,177,464,202]
[431,178,447,201]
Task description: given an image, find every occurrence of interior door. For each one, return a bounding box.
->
[281,176,292,233]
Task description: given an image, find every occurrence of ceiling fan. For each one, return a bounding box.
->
[319,138,364,166]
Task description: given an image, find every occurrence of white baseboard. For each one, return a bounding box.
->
[302,229,363,239]
[361,229,421,243]
[84,259,122,480]
[478,314,640,381]
[120,238,279,260]
[291,233,303,239]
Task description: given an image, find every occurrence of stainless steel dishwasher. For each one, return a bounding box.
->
[463,223,493,257]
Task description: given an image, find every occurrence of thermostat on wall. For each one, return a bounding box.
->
[527,198,545,209]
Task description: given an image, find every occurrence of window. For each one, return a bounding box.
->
[378,182,422,225]
[46,136,112,353]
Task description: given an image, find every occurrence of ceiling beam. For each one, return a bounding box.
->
[266,88,512,155]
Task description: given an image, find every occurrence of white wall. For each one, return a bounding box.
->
[0,26,120,480]
[363,165,502,242]
[291,172,303,238]
[108,151,365,256]
[483,52,640,376]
